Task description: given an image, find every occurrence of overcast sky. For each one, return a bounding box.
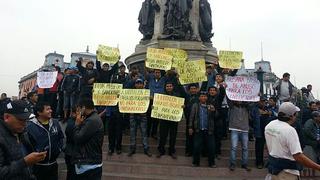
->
[1,0,320,98]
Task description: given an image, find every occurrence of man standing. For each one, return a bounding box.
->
[265,102,320,179]
[273,73,295,104]
[306,84,316,103]
[303,111,320,163]
[26,102,64,180]
[0,93,11,117]
[128,79,152,157]
[189,92,216,168]
[72,99,104,179]
[0,100,47,180]
[26,91,38,114]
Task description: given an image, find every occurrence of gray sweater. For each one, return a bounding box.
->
[228,101,250,132]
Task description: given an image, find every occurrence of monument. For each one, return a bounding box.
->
[125,0,218,70]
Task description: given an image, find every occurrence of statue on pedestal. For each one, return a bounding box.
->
[162,0,193,40]
[138,0,160,40]
[199,0,214,42]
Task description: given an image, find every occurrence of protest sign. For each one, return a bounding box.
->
[92,83,123,106]
[37,71,58,88]
[164,48,187,68]
[146,48,173,70]
[96,44,120,64]
[177,59,207,85]
[218,50,243,69]
[119,89,150,113]
[151,93,185,122]
[225,76,260,102]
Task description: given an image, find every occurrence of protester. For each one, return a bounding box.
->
[26,101,64,180]
[145,69,166,139]
[228,100,251,171]
[301,101,318,125]
[106,105,123,155]
[207,85,225,158]
[273,72,295,104]
[303,111,320,163]
[189,91,216,168]
[0,100,47,180]
[72,98,104,179]
[184,83,200,157]
[48,66,64,117]
[124,65,144,89]
[60,67,81,120]
[64,108,77,180]
[265,102,320,179]
[127,79,152,157]
[76,58,99,100]
[96,59,119,83]
[26,91,38,114]
[306,84,316,103]
[157,81,186,159]
[0,93,11,117]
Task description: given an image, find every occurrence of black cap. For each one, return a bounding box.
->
[135,79,144,84]
[199,91,208,95]
[4,100,32,120]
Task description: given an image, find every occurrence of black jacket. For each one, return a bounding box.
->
[72,111,104,165]
[0,119,35,180]
[96,60,119,83]
[60,74,81,93]
[76,61,99,86]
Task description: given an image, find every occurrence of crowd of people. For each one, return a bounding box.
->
[1,57,320,180]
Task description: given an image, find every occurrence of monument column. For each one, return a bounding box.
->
[190,0,201,41]
[152,0,166,40]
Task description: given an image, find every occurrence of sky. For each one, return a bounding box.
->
[0,0,320,98]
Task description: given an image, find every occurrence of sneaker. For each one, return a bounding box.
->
[156,152,164,158]
[144,150,152,157]
[256,164,263,169]
[116,150,122,155]
[229,164,236,171]
[170,153,177,159]
[151,135,158,140]
[127,151,135,157]
[107,150,114,156]
[208,164,217,168]
[241,165,251,172]
[192,163,199,167]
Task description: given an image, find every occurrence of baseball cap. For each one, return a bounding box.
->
[135,79,144,84]
[278,102,300,117]
[4,100,32,120]
[312,111,320,118]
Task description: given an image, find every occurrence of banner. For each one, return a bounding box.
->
[177,59,207,85]
[146,48,173,70]
[225,76,260,102]
[97,44,120,64]
[151,94,185,122]
[218,50,243,69]
[92,83,123,106]
[37,71,58,88]
[119,89,150,113]
[164,48,187,68]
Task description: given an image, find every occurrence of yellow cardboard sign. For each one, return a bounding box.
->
[92,83,123,106]
[177,59,207,85]
[164,48,187,68]
[119,89,150,113]
[146,48,173,70]
[151,93,185,122]
[97,44,120,64]
[218,50,243,69]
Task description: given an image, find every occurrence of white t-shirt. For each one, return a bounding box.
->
[265,120,302,176]
[279,81,290,101]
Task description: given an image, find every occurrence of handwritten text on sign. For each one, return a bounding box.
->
[96,45,120,65]
[146,48,173,70]
[92,83,123,106]
[119,89,150,113]
[219,50,243,69]
[164,48,187,68]
[226,76,260,102]
[177,59,207,85]
[37,71,58,88]
[151,93,185,122]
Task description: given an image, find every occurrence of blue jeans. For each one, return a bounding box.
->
[230,130,248,166]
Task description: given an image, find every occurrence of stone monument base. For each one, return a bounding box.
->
[125,40,218,71]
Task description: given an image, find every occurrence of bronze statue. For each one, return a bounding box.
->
[138,0,160,40]
[199,0,214,42]
[163,0,193,40]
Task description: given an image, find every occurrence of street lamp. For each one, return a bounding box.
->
[255,67,265,96]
